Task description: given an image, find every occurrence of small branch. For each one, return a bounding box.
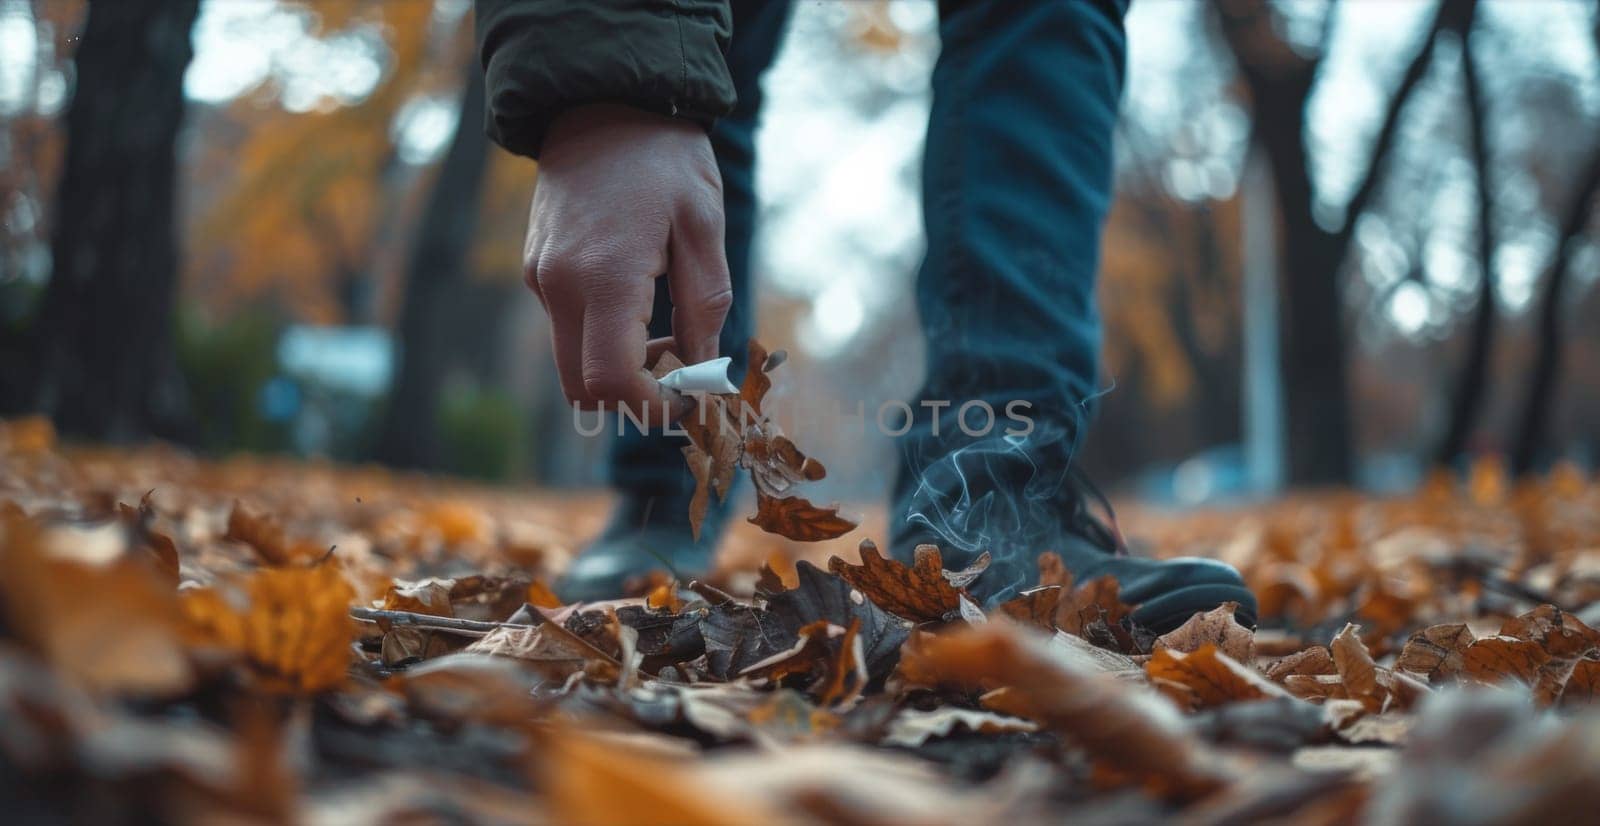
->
[1333,0,1478,253]
[349,605,626,670]
[350,606,511,637]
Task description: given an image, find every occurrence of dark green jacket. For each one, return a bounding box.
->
[477,0,736,158]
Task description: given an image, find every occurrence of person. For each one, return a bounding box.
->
[476,0,1257,632]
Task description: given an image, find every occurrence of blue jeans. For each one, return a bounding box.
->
[610,0,1128,578]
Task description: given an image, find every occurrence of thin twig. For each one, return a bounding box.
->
[349,606,514,637]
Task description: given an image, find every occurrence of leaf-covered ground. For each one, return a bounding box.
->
[3,416,1600,824]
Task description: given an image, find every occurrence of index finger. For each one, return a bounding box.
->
[581,277,686,424]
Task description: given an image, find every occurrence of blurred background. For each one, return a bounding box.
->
[1,0,1598,510]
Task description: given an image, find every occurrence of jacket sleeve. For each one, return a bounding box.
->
[476,0,736,159]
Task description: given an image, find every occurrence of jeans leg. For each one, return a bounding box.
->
[891,0,1129,582]
[607,0,794,497]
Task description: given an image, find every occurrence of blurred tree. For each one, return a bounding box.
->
[25,0,200,440]
[1512,143,1600,475]
[376,63,490,470]
[1213,0,1477,485]
[190,1,441,324]
[1435,17,1497,466]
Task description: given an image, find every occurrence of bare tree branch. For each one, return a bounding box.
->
[1333,0,1478,250]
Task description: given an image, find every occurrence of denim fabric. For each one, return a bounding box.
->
[608,0,1128,581]
[890,0,1128,598]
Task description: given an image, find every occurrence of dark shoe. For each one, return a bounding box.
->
[891,434,1256,634]
[556,490,725,603]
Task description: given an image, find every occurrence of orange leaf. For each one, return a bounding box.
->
[828,540,976,622]
[182,563,355,694]
[747,492,857,542]
[1146,644,1288,710]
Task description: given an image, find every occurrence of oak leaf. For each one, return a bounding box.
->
[827,540,987,623]
[748,493,857,542]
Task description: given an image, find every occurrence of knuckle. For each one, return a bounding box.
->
[688,287,734,322]
[678,192,724,233]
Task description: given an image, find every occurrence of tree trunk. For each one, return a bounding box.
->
[28,0,200,441]
[375,66,491,469]
[1247,64,1356,486]
[1435,26,1496,466]
[1213,0,1474,485]
[1510,144,1600,476]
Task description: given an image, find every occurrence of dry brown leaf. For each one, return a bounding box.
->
[1266,646,1337,682]
[1330,624,1385,711]
[683,445,714,541]
[997,585,1063,630]
[740,339,773,412]
[1146,644,1289,710]
[116,494,179,585]
[1057,575,1135,635]
[1499,604,1600,659]
[1461,635,1551,688]
[1283,674,1349,703]
[224,501,322,566]
[897,621,1234,799]
[1036,551,1073,589]
[748,492,857,542]
[379,579,454,618]
[1395,623,1473,683]
[1562,658,1600,705]
[1155,602,1255,662]
[1,512,193,696]
[828,540,975,623]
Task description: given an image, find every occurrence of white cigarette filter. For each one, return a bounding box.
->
[656,356,739,395]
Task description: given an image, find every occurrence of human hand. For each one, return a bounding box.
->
[523,104,731,420]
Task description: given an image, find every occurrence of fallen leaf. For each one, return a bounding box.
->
[1395,623,1473,683]
[996,586,1063,630]
[1147,644,1289,710]
[899,621,1235,799]
[1266,646,1337,682]
[881,708,1037,748]
[224,501,322,567]
[828,540,973,623]
[1155,602,1255,663]
[1,511,193,696]
[764,561,910,685]
[181,562,355,694]
[1330,624,1385,712]
[1461,635,1550,689]
[698,603,796,680]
